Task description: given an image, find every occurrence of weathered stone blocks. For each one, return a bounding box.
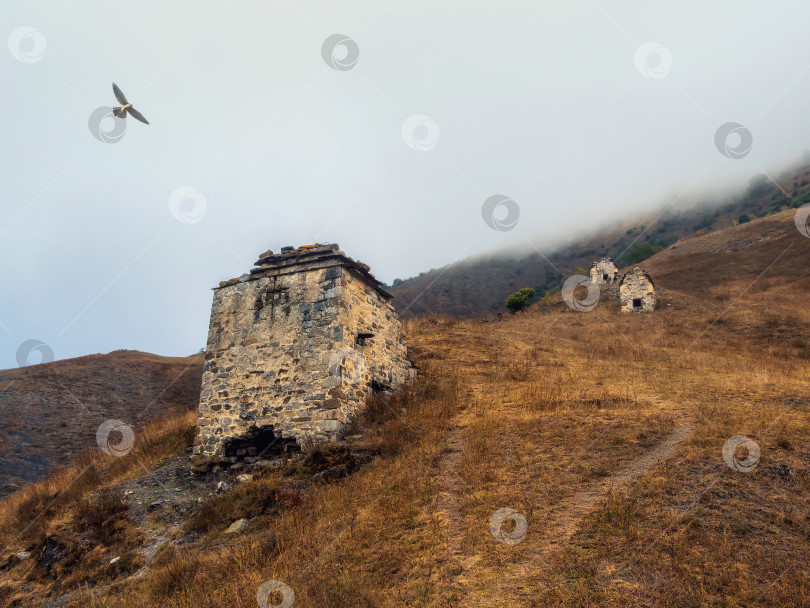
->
[619,267,656,312]
[590,257,619,285]
[192,244,414,471]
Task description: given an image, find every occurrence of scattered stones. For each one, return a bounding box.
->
[236,473,254,483]
[109,556,120,564]
[225,518,249,534]
[215,481,230,493]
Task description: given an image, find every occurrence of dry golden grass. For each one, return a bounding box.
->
[0,350,202,500]
[0,408,196,539]
[430,289,810,607]
[1,214,809,606]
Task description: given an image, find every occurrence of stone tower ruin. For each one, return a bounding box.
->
[192,244,414,471]
[589,257,619,285]
[619,267,656,312]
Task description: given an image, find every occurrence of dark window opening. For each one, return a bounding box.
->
[602,273,609,281]
[356,332,374,347]
[370,380,387,393]
[632,298,642,308]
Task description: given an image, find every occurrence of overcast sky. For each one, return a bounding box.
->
[2,0,810,368]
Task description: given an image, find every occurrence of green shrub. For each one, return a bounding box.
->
[505,288,536,313]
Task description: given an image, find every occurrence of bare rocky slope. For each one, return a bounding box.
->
[0,351,202,498]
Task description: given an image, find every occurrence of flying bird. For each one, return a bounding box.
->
[111,83,149,125]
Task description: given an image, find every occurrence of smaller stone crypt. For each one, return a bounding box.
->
[192,244,414,472]
[619,267,656,312]
[589,257,619,285]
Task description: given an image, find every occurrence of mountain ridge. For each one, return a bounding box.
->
[0,350,202,498]
[389,161,810,318]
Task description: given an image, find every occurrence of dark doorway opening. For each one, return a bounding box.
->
[632,298,642,308]
[223,425,299,460]
[603,273,609,281]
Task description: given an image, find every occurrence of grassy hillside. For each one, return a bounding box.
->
[0,211,808,607]
[0,351,202,498]
[389,163,810,318]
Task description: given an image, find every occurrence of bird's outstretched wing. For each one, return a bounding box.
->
[112,83,128,105]
[128,107,150,125]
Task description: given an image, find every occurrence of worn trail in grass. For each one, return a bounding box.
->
[425,300,808,607]
[1,269,808,608]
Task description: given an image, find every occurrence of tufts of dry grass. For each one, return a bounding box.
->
[2,240,810,607]
[182,479,297,534]
[82,357,464,608]
[0,409,196,549]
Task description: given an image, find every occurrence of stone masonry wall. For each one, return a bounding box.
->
[590,258,619,285]
[619,267,656,312]
[192,244,413,471]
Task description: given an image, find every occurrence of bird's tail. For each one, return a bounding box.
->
[112,106,125,118]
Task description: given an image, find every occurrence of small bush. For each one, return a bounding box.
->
[505,287,536,313]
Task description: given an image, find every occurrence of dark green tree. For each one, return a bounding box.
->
[505,287,536,313]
